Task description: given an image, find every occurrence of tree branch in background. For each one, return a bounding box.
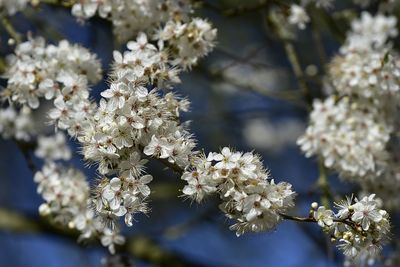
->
[0,208,202,267]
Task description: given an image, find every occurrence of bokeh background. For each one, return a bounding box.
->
[0,1,392,266]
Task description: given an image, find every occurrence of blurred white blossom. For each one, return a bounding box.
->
[288,5,310,30]
[0,106,35,141]
[0,0,28,15]
[35,132,71,161]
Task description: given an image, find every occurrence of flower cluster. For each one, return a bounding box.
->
[288,2,396,31]
[71,0,192,43]
[312,195,391,266]
[361,146,400,210]
[329,12,400,98]
[342,12,397,53]
[0,0,28,15]
[34,162,90,225]
[109,32,181,88]
[93,172,152,227]
[287,0,335,30]
[330,12,400,99]
[2,37,101,109]
[288,5,310,30]
[76,34,199,229]
[79,33,196,178]
[2,2,216,253]
[155,18,217,69]
[34,162,125,254]
[297,96,391,179]
[299,13,400,187]
[181,147,296,236]
[0,105,35,141]
[329,50,400,99]
[34,132,72,161]
[1,37,103,139]
[71,0,216,68]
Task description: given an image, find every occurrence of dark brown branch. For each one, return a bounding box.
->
[279,213,360,233]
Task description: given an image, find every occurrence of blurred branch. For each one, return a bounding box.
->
[281,40,312,106]
[162,206,216,239]
[36,0,76,8]
[317,160,331,208]
[151,182,182,199]
[0,58,6,74]
[0,15,22,44]
[0,208,203,267]
[196,0,288,16]
[310,21,327,67]
[222,76,307,108]
[263,10,313,107]
[15,140,38,173]
[213,45,270,74]
[196,62,307,107]
[124,236,203,267]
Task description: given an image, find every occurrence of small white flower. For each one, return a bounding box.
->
[352,195,383,230]
[101,228,126,254]
[213,147,241,169]
[100,83,128,110]
[314,206,334,227]
[143,135,173,159]
[35,132,72,161]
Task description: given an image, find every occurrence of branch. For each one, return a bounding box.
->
[317,160,331,208]
[197,0,288,17]
[280,213,360,233]
[0,208,202,267]
[37,0,75,8]
[281,40,312,106]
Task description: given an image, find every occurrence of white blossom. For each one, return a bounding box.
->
[314,206,334,227]
[288,5,310,30]
[34,162,125,253]
[35,132,71,161]
[342,12,397,53]
[297,96,391,180]
[319,194,392,266]
[0,106,36,141]
[94,174,150,227]
[101,228,126,254]
[71,0,193,43]
[351,194,383,231]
